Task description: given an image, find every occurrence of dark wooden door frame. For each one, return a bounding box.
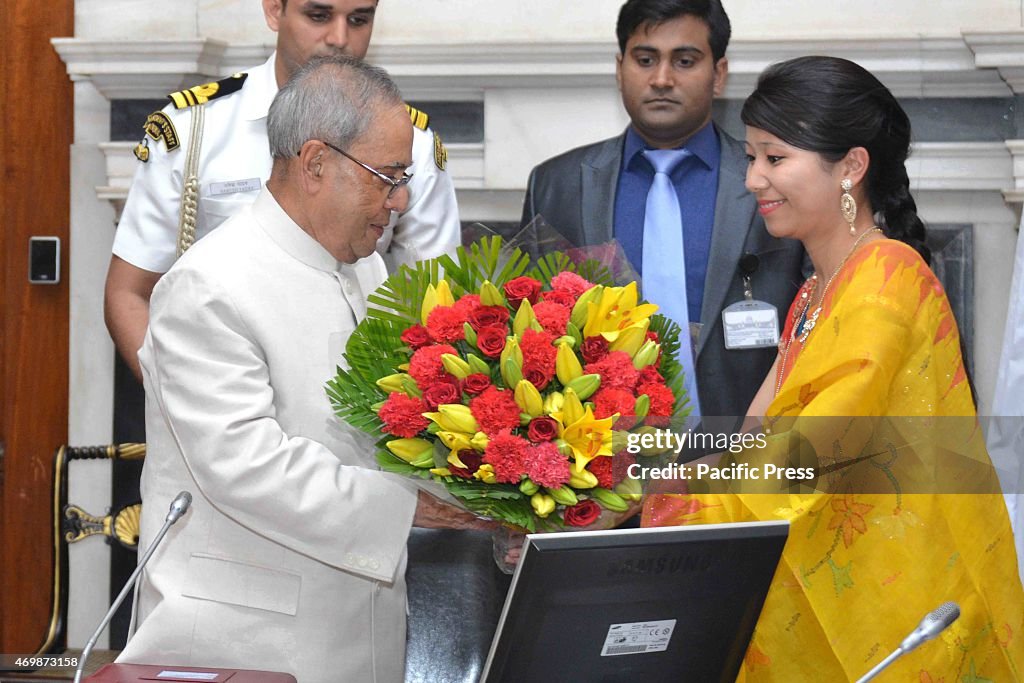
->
[0,0,74,655]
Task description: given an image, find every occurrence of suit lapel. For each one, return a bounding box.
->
[579,135,624,244]
[697,131,757,356]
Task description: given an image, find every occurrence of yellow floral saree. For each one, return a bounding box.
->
[644,240,1023,681]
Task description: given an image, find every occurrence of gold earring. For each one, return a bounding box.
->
[840,178,857,235]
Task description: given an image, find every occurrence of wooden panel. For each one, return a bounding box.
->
[0,0,73,654]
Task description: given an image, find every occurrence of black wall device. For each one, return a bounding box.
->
[29,236,61,284]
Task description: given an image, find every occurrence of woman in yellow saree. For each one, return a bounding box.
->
[643,56,1023,682]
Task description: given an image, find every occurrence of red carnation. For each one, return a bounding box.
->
[463,373,492,395]
[563,499,602,527]
[638,382,676,417]
[580,336,609,364]
[585,351,640,392]
[593,387,637,430]
[408,344,458,389]
[526,442,571,488]
[483,432,531,483]
[468,305,511,331]
[425,305,467,343]
[504,276,542,309]
[541,289,577,309]
[587,456,614,488]
[378,392,430,438]
[450,449,483,479]
[423,380,461,410]
[533,301,571,337]
[527,416,559,442]
[550,271,594,300]
[453,294,482,317]
[520,329,557,385]
[470,386,522,436]
[646,330,660,343]
[475,325,507,358]
[401,324,433,350]
[612,452,636,485]
[638,366,665,386]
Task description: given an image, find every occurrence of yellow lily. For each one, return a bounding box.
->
[514,379,544,417]
[555,342,583,385]
[420,280,455,324]
[582,282,658,354]
[474,464,498,484]
[531,493,556,518]
[553,389,615,472]
[385,438,435,467]
[423,403,480,434]
[480,280,505,306]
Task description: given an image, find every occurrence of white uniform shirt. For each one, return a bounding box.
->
[113,54,460,275]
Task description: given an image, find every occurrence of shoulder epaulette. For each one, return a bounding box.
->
[168,72,249,110]
[405,104,429,131]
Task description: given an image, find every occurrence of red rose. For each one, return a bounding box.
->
[527,416,559,442]
[504,276,542,309]
[563,499,602,527]
[542,289,577,309]
[463,373,492,395]
[450,449,483,479]
[401,324,433,350]
[468,305,511,331]
[475,325,507,358]
[423,380,461,410]
[580,336,609,364]
[523,367,551,390]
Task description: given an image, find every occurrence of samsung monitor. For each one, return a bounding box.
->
[480,520,789,683]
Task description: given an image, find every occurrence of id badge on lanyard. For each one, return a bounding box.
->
[722,253,780,350]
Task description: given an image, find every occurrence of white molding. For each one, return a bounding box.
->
[963,30,1024,94]
[54,36,1015,101]
[96,140,1018,217]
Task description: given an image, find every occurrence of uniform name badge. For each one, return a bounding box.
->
[722,252,780,350]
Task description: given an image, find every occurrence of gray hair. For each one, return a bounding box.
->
[267,55,403,160]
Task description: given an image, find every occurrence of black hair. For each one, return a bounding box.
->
[616,0,731,63]
[741,56,930,263]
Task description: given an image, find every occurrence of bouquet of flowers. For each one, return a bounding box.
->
[327,235,689,532]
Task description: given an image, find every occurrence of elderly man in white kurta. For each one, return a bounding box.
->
[118,55,488,683]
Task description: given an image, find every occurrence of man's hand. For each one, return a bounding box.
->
[413,490,497,531]
[104,255,162,382]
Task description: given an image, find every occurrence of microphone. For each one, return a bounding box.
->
[73,491,192,683]
[855,602,960,683]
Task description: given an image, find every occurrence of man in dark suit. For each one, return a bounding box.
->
[521,0,804,421]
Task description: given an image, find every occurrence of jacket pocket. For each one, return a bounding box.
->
[182,553,301,615]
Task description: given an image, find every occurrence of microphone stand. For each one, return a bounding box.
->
[73,492,192,683]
